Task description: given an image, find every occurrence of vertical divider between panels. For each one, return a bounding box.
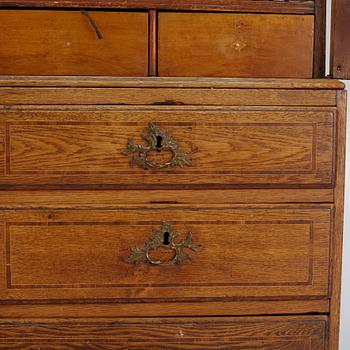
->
[148,10,158,76]
[313,0,326,77]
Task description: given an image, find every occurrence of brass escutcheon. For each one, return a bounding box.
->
[122,122,192,169]
[125,222,199,265]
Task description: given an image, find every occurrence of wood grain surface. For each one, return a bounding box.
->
[0,316,327,350]
[159,13,314,78]
[0,108,335,188]
[0,10,148,76]
[0,205,331,301]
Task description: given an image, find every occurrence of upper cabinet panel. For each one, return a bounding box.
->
[0,10,149,76]
[158,13,314,78]
[331,0,350,79]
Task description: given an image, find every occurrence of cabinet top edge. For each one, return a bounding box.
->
[0,0,315,14]
[0,76,344,90]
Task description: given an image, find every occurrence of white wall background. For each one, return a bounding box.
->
[326,0,350,348]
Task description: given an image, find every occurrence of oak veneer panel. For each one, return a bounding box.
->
[0,10,148,76]
[159,13,314,78]
[0,316,327,350]
[0,109,335,188]
[0,206,331,301]
[0,0,316,13]
[331,0,350,78]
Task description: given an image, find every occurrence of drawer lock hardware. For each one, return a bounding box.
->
[125,222,199,265]
[123,122,192,169]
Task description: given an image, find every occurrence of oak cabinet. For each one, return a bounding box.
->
[0,0,345,348]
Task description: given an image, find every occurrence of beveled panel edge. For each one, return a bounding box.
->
[0,76,344,89]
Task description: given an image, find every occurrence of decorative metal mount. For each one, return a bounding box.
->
[122,122,192,169]
[125,222,199,265]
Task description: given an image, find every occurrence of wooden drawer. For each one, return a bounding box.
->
[0,316,327,349]
[0,10,148,76]
[158,13,314,78]
[0,205,330,302]
[1,107,335,188]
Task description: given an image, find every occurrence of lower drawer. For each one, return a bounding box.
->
[0,205,331,302]
[0,316,327,349]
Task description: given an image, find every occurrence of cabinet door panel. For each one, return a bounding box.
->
[0,10,148,76]
[159,13,314,78]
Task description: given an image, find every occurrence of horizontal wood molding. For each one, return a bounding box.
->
[0,88,338,107]
[0,76,344,89]
[0,300,329,318]
[0,0,316,14]
[0,189,334,208]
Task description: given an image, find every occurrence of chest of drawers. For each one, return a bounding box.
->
[0,0,346,348]
[0,76,345,349]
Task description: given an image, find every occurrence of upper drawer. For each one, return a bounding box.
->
[0,107,335,188]
[0,206,331,301]
[158,13,314,78]
[0,10,148,76]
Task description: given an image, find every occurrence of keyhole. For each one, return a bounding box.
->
[163,231,170,245]
[156,135,163,151]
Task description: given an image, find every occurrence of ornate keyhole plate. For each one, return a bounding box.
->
[125,222,200,265]
[122,122,192,169]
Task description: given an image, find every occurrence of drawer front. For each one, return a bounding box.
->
[0,206,330,301]
[0,10,148,76]
[0,316,327,349]
[159,13,314,78]
[1,108,335,188]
